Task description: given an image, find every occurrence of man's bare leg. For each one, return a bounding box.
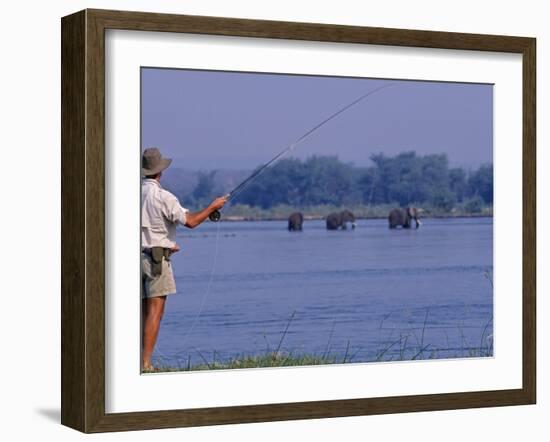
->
[142,295,167,371]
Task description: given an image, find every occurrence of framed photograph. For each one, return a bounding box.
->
[61,9,536,433]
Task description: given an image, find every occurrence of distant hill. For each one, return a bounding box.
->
[161,168,250,206]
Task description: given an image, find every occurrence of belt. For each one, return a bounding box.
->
[142,247,172,260]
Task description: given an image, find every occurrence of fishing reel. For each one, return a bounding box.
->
[209,210,221,222]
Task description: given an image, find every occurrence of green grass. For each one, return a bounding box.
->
[151,353,342,372]
[146,306,494,373]
[148,334,492,373]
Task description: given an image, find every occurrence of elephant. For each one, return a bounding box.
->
[288,212,304,231]
[326,210,356,230]
[388,207,421,229]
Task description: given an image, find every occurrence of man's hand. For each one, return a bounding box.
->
[209,195,229,212]
[170,244,181,254]
[185,195,229,229]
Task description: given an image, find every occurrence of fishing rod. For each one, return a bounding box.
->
[208,82,395,222]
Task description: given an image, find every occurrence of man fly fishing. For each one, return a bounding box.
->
[141,147,227,372]
[140,83,394,372]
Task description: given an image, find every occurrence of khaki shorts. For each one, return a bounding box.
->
[141,252,177,298]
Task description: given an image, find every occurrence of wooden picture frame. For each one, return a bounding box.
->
[61,8,536,433]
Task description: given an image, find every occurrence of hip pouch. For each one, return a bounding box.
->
[150,247,172,277]
[150,247,165,277]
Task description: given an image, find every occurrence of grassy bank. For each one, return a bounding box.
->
[149,345,492,373]
[219,203,493,222]
[148,336,493,373]
[146,309,493,373]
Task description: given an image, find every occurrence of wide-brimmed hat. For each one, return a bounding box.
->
[142,147,172,176]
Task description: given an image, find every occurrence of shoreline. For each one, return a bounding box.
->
[218,214,494,222]
[201,203,493,222]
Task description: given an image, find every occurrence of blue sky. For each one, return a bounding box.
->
[141,68,493,170]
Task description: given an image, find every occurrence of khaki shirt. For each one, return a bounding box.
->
[141,178,189,249]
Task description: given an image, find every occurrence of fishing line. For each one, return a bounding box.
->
[177,83,396,362]
[178,218,223,350]
[211,82,395,215]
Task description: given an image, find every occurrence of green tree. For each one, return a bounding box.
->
[358,167,380,205]
[432,189,457,212]
[229,153,493,212]
[366,151,451,206]
[468,164,493,204]
[449,168,468,202]
[237,158,308,208]
[463,195,484,213]
[191,171,216,206]
[301,156,355,206]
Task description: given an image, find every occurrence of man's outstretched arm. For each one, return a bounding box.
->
[184,196,228,229]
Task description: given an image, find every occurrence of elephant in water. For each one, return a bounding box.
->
[326,210,356,230]
[288,212,304,231]
[388,207,421,229]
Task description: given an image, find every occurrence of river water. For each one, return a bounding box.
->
[153,217,493,369]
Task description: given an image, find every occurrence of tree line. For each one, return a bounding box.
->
[184,152,493,213]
